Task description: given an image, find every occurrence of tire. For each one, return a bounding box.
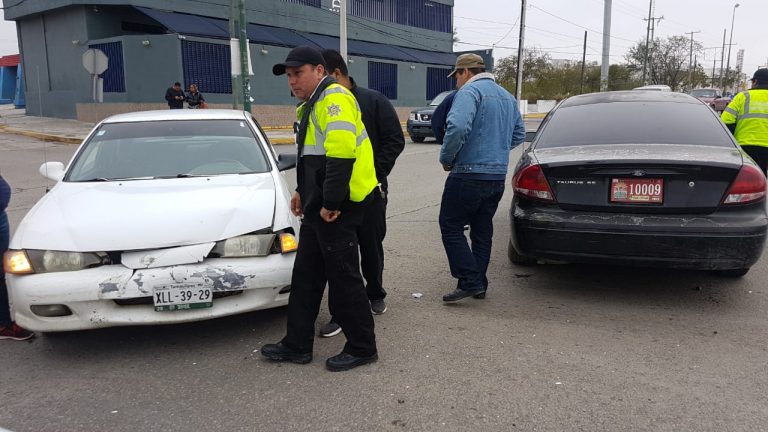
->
[714,268,749,277]
[507,239,536,265]
[411,136,425,143]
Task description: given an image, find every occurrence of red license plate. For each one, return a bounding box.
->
[610,178,664,203]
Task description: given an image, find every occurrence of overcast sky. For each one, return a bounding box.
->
[0,1,764,76]
[454,0,766,75]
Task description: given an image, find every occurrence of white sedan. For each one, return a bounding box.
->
[3,110,299,332]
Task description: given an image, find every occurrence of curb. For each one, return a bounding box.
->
[0,125,83,145]
[269,137,295,145]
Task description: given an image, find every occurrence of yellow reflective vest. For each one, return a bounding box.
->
[297,82,377,205]
[721,89,768,147]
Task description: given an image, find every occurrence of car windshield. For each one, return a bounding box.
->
[535,101,734,148]
[67,119,270,181]
[429,91,450,106]
[690,89,718,98]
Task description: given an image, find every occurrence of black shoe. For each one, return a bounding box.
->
[326,351,379,372]
[260,343,312,364]
[319,320,342,338]
[442,288,484,302]
[370,299,387,315]
[472,291,486,299]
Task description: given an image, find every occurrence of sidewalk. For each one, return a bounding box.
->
[0,105,545,145]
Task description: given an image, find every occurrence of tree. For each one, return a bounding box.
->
[625,35,704,91]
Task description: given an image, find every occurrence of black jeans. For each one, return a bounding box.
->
[282,201,377,357]
[742,145,768,175]
[358,187,387,301]
[1,211,11,326]
[438,177,505,293]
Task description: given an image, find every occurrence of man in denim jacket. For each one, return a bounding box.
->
[439,53,526,302]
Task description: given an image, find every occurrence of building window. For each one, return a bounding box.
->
[282,0,320,6]
[182,40,232,94]
[88,42,126,93]
[426,67,452,100]
[351,0,452,33]
[369,61,397,100]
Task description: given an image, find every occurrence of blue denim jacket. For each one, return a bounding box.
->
[439,74,526,175]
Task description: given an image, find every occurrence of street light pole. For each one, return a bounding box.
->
[514,0,526,102]
[340,0,347,61]
[725,3,739,92]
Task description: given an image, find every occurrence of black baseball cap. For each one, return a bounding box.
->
[752,68,768,83]
[272,46,326,76]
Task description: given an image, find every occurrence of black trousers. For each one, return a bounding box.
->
[358,188,387,301]
[742,145,768,175]
[281,202,377,357]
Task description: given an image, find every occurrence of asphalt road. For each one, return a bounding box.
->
[1,130,767,432]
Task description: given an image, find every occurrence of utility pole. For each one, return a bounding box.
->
[515,0,526,102]
[642,0,653,85]
[600,0,611,92]
[580,31,587,94]
[725,3,740,93]
[705,46,720,87]
[340,0,347,61]
[642,13,663,83]
[238,0,251,112]
[229,0,239,109]
[686,30,701,91]
[719,28,726,89]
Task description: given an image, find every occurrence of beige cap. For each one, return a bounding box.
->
[447,53,485,77]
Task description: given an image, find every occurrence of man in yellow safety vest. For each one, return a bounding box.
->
[722,68,768,174]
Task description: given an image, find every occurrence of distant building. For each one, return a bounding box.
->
[3,0,468,122]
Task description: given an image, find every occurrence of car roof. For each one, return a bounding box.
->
[101,109,250,124]
[559,90,700,108]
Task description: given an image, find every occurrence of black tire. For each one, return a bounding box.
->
[714,268,750,277]
[411,136,425,143]
[508,239,536,265]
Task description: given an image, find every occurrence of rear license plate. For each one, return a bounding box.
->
[610,178,664,204]
[154,283,213,312]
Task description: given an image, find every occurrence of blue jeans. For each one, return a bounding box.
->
[1,210,11,326]
[439,177,505,293]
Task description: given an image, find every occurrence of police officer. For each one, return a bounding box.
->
[261,46,379,372]
[722,68,768,174]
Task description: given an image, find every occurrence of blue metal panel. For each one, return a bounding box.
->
[181,41,232,94]
[89,42,126,93]
[352,0,451,33]
[368,61,397,99]
[282,0,321,6]
[426,67,453,100]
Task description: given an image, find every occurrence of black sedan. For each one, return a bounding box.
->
[509,91,767,277]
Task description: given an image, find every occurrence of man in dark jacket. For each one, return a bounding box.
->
[431,90,457,145]
[317,49,406,337]
[0,175,34,341]
[165,82,185,109]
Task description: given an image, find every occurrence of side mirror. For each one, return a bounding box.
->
[39,161,65,182]
[277,153,297,171]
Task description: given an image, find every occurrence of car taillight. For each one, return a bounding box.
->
[513,164,555,202]
[722,164,767,205]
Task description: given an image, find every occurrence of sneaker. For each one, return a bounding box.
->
[0,323,35,341]
[319,320,342,338]
[370,299,387,315]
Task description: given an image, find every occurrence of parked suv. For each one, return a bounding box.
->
[688,88,731,113]
[406,91,453,143]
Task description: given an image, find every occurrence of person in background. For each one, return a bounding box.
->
[431,90,457,145]
[165,82,185,109]
[721,68,768,175]
[438,53,526,302]
[316,49,406,338]
[0,174,34,341]
[186,84,205,109]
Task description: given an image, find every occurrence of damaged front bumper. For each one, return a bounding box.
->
[7,254,294,332]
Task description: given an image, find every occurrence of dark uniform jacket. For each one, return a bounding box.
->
[165,87,185,109]
[349,78,405,191]
[0,175,10,213]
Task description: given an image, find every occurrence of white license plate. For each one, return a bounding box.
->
[153,283,213,312]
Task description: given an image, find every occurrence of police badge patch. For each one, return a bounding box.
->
[327,103,342,117]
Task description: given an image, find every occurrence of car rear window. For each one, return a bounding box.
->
[535,101,734,148]
[67,119,271,181]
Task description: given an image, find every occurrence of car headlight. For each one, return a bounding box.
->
[210,231,298,258]
[3,249,106,274]
[409,113,417,121]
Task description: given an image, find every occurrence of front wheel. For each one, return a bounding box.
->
[508,239,536,265]
[714,268,749,277]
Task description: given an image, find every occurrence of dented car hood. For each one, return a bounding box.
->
[13,174,277,252]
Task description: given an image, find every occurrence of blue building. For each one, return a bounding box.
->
[2,0,477,124]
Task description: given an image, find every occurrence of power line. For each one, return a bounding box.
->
[528,2,638,43]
